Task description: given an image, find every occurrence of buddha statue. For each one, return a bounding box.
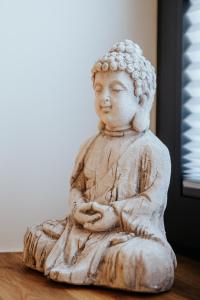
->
[23,40,176,293]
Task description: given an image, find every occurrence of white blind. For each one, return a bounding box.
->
[182,0,200,192]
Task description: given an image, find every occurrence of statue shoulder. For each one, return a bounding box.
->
[137,130,171,161]
[78,134,99,155]
[74,133,100,165]
[70,134,100,187]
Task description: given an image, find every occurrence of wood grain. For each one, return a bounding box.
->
[0,253,199,300]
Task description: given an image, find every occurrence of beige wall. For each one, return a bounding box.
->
[0,0,157,251]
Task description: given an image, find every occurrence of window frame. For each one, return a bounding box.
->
[157,0,200,259]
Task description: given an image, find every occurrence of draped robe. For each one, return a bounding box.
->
[23,129,176,293]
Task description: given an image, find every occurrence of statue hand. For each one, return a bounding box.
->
[83,202,118,232]
[73,202,101,225]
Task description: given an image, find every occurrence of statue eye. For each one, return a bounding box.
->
[95,85,102,93]
[111,84,124,93]
[113,89,122,92]
[112,87,123,93]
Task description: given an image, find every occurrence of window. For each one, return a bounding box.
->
[157,0,200,259]
[182,0,200,198]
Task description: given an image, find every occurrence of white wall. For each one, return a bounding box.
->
[0,0,157,251]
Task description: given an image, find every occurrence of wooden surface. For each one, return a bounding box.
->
[0,252,199,300]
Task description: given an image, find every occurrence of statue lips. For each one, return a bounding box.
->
[100,105,112,113]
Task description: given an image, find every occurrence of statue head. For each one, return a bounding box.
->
[91,40,156,132]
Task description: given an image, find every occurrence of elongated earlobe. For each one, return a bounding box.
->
[132,93,153,132]
[132,107,150,132]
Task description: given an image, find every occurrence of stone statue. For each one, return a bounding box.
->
[23,40,176,293]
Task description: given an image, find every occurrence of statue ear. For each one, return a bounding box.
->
[131,95,150,132]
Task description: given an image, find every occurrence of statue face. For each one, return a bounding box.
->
[94,71,139,130]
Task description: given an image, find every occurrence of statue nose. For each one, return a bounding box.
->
[100,96,111,107]
[103,97,110,104]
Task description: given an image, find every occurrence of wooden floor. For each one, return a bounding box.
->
[0,253,199,300]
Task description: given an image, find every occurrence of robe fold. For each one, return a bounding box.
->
[23,130,176,293]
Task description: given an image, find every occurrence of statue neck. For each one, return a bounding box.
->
[102,125,139,137]
[105,124,132,132]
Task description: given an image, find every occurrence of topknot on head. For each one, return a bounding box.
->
[91,39,156,100]
[109,39,143,56]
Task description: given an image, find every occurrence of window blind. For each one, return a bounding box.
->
[182,0,200,197]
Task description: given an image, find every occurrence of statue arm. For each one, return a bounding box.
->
[69,187,86,214]
[68,135,98,213]
[68,135,103,225]
[111,144,171,235]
